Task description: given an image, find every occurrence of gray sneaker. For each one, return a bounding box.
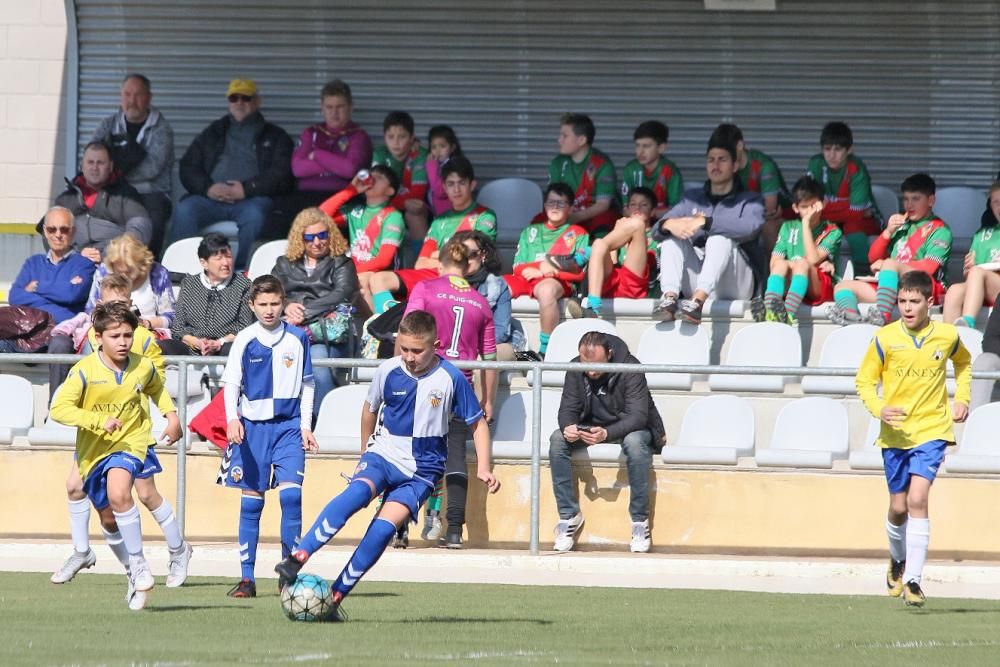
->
[563,297,584,319]
[654,294,679,320]
[864,307,889,327]
[421,510,444,542]
[51,548,96,584]
[749,296,767,322]
[166,541,193,588]
[827,303,863,326]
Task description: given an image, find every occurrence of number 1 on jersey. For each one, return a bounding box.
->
[445,306,465,358]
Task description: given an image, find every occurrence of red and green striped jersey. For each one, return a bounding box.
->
[970,226,1000,265]
[513,222,590,267]
[620,157,684,208]
[548,147,617,210]
[420,203,497,257]
[772,218,842,262]
[344,203,405,263]
[737,148,788,200]
[806,153,879,224]
[372,143,429,206]
[885,214,952,284]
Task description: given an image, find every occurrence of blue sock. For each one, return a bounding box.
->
[834,289,860,318]
[332,517,397,599]
[296,481,373,556]
[372,290,398,314]
[874,269,899,325]
[238,495,264,581]
[586,295,603,312]
[539,332,551,356]
[784,274,810,315]
[961,315,976,328]
[278,486,303,560]
[764,273,786,309]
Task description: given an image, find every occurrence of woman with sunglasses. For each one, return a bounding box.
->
[272,208,359,418]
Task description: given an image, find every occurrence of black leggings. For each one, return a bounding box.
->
[444,417,469,533]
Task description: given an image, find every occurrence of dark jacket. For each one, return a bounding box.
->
[557,334,666,449]
[271,254,358,323]
[179,113,294,199]
[170,272,254,341]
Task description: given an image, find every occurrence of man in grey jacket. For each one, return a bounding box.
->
[652,135,766,325]
[550,331,666,554]
[91,73,174,253]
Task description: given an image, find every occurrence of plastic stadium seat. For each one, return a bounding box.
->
[247,240,288,280]
[204,221,240,261]
[871,184,899,218]
[161,237,204,276]
[492,390,562,459]
[947,327,984,395]
[477,178,543,244]
[637,321,709,390]
[532,318,617,387]
[0,374,34,443]
[802,324,878,394]
[27,417,76,447]
[708,322,802,392]
[848,417,884,470]
[755,397,849,468]
[314,384,370,454]
[933,187,986,243]
[661,395,755,465]
[945,403,1000,473]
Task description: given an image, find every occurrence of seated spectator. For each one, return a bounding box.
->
[366,156,496,313]
[372,111,430,262]
[830,173,951,326]
[943,181,1000,328]
[272,208,359,418]
[11,207,97,323]
[504,183,589,355]
[159,233,253,356]
[91,73,174,254]
[426,125,463,217]
[764,176,842,324]
[620,120,683,220]
[318,165,404,295]
[453,230,523,360]
[170,79,294,270]
[578,187,659,319]
[710,123,789,252]
[547,113,618,235]
[290,79,373,209]
[54,140,152,261]
[971,303,1000,410]
[550,331,665,553]
[807,121,881,275]
[87,234,175,335]
[652,135,765,325]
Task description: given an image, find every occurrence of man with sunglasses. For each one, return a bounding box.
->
[172,79,294,270]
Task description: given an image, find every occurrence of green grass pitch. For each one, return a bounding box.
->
[2,573,999,666]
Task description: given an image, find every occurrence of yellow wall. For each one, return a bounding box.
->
[4,449,1000,558]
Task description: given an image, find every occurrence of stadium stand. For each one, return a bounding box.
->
[934,186,986,249]
[161,237,204,276]
[247,240,288,280]
[871,184,899,218]
[492,390,562,459]
[0,374,34,444]
[313,384,369,454]
[848,417,884,470]
[944,403,1000,474]
[708,322,802,392]
[531,318,617,387]
[660,395,755,465]
[636,321,710,390]
[801,323,879,394]
[477,178,543,265]
[755,397,850,468]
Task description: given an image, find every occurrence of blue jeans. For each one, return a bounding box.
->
[170,195,272,269]
[310,341,350,419]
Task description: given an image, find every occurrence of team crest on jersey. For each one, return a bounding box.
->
[133,382,143,394]
[563,230,577,245]
[354,461,368,475]
[231,466,243,483]
[932,348,944,361]
[282,352,295,368]
[338,136,350,152]
[429,389,444,408]
[447,275,470,291]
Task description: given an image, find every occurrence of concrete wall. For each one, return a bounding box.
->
[0,1,68,223]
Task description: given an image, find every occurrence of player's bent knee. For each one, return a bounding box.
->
[791,258,810,274]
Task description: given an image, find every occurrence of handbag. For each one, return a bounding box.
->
[307,303,354,346]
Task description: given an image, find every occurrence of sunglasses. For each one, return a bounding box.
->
[303,231,330,243]
[44,226,72,235]
[228,94,254,103]
[544,200,569,209]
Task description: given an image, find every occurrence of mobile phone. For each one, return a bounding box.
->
[577,425,593,433]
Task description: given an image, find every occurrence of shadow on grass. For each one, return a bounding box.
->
[148,604,253,612]
[916,607,1000,615]
[378,616,554,625]
[348,592,400,598]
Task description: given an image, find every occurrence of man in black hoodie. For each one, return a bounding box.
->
[550,331,666,554]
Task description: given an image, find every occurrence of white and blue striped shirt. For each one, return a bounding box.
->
[223,321,313,423]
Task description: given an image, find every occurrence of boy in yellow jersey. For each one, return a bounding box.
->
[51,301,181,610]
[855,270,971,608]
[50,274,193,596]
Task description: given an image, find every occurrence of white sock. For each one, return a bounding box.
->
[112,505,145,558]
[68,498,91,553]
[885,518,907,562]
[150,500,184,551]
[902,516,930,584]
[102,528,130,568]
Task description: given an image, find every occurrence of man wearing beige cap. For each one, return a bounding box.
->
[171,79,293,269]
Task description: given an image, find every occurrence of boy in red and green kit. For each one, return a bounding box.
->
[620,120,683,220]
[547,113,618,236]
[372,111,430,263]
[505,183,590,355]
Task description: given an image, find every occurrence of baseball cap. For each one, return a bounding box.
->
[226,79,258,97]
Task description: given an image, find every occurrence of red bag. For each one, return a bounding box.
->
[0,305,54,352]
[188,389,229,450]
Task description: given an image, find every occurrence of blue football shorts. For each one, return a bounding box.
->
[217,417,304,493]
[351,451,437,524]
[882,439,948,494]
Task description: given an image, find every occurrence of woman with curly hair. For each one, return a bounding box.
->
[85,234,175,335]
[272,207,359,417]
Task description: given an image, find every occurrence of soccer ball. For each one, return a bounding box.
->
[280,573,335,622]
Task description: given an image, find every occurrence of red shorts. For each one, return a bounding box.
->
[932,278,946,303]
[842,217,882,237]
[601,264,649,299]
[395,268,438,295]
[504,273,574,299]
[803,269,834,305]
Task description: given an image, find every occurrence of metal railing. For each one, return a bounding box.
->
[6,352,1000,555]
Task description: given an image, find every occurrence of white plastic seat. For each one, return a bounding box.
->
[27,416,76,447]
[755,397,849,468]
[661,395,755,465]
[947,327,984,395]
[871,184,899,219]
[708,322,802,392]
[0,374,34,443]
[637,321,709,390]
[492,390,562,459]
[848,417,884,470]
[313,384,370,454]
[161,237,204,276]
[203,221,240,261]
[802,324,878,394]
[477,178,543,245]
[532,318,617,387]
[247,240,288,280]
[945,403,1000,473]
[933,187,986,244]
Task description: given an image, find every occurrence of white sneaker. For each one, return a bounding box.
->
[125,573,147,611]
[50,548,96,584]
[130,557,155,592]
[166,541,193,588]
[630,520,651,553]
[422,511,444,542]
[553,513,584,552]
